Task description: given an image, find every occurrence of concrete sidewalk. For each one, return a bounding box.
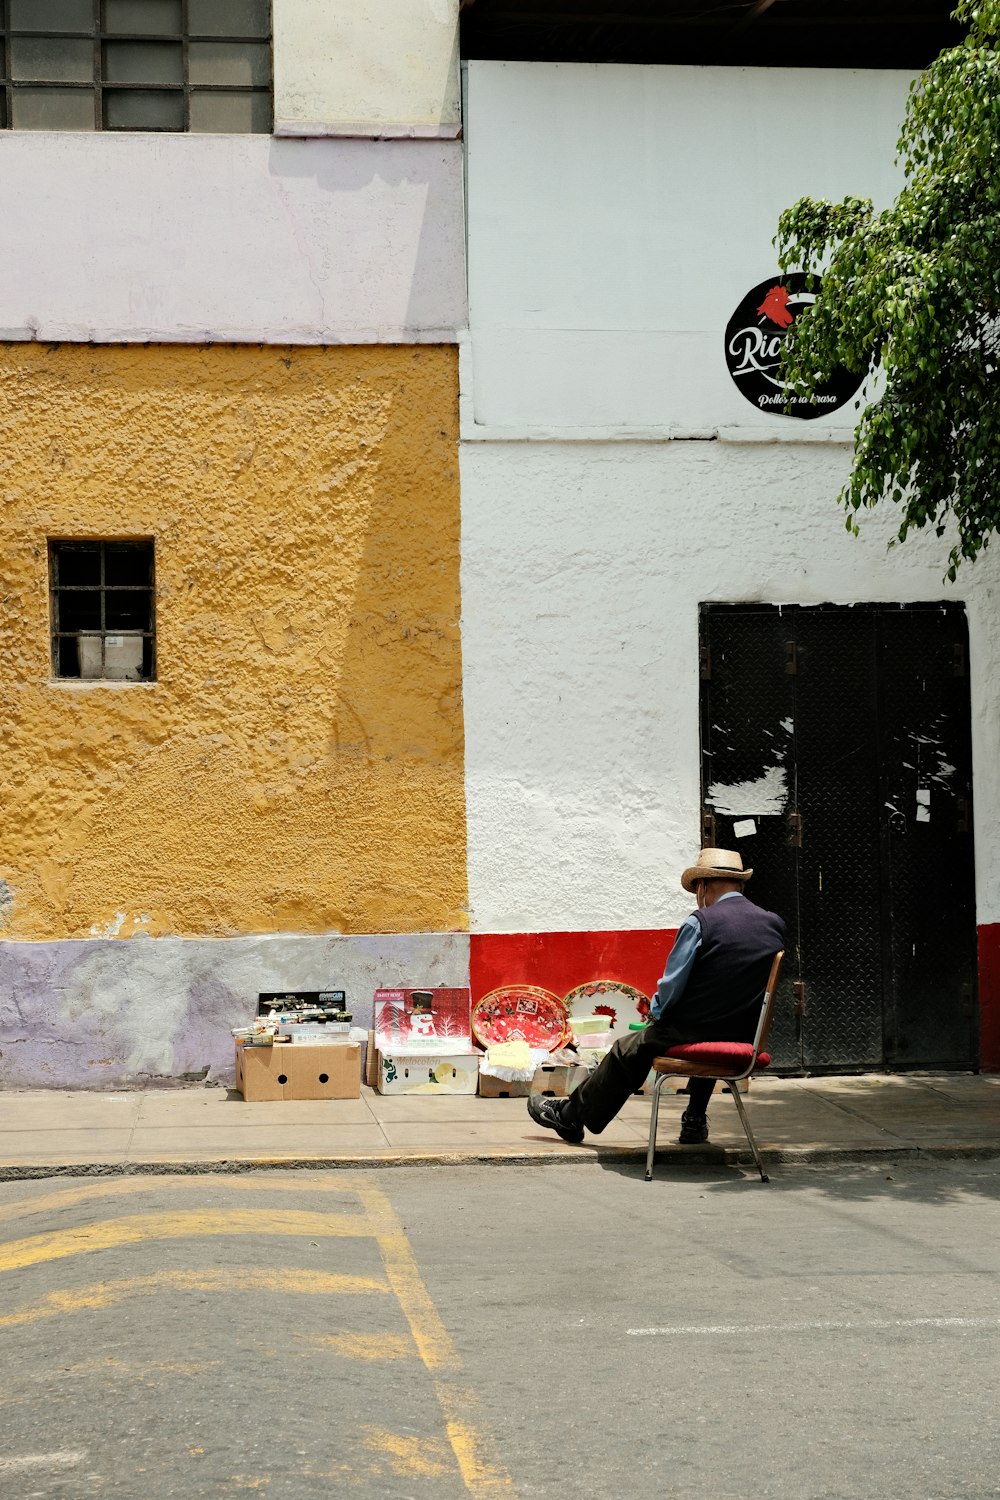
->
[1,1072,999,1178]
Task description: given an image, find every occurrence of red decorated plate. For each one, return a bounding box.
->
[563,981,651,1040]
[472,986,569,1052]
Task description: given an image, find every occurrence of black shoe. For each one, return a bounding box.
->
[678,1109,709,1145]
[527,1093,584,1144]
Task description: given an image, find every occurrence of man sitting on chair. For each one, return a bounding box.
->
[528,849,786,1145]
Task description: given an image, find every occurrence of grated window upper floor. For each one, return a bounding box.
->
[1,0,271,132]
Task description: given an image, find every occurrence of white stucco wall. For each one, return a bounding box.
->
[460,440,1000,933]
[460,60,1000,937]
[273,0,461,137]
[465,62,913,434]
[0,134,464,342]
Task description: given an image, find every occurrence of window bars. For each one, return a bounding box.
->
[50,539,156,681]
[1,0,271,132]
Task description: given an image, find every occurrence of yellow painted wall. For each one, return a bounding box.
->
[0,344,466,939]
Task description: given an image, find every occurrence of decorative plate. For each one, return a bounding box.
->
[472,986,570,1052]
[562,981,651,1039]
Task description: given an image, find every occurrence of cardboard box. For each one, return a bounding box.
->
[236,1041,360,1101]
[377,1051,479,1095]
[364,1031,379,1089]
[478,1061,579,1098]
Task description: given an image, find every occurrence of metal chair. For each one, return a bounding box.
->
[644,950,785,1184]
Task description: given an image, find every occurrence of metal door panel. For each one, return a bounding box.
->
[699,607,799,1067]
[700,602,977,1072]
[877,606,976,1067]
[792,610,883,1067]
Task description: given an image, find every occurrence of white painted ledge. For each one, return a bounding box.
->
[717,424,856,446]
[459,422,855,445]
[1,324,462,346]
[274,119,462,139]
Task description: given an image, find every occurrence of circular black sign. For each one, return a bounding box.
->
[724,273,864,420]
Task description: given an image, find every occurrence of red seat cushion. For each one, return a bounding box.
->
[663,1042,770,1072]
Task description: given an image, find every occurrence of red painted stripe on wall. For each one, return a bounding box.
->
[472,928,1000,1074]
[977,924,1000,1072]
[469,929,675,1006]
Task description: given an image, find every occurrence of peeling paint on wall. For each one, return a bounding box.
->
[707,765,788,818]
[0,933,470,1089]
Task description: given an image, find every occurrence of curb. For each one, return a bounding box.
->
[1,1141,998,1180]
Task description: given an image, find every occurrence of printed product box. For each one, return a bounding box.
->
[374,987,473,1051]
[258,990,348,1017]
[236,1041,361,1102]
[478,1062,579,1099]
[374,987,478,1094]
[377,1052,479,1096]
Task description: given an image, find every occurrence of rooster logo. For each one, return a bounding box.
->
[757,284,794,329]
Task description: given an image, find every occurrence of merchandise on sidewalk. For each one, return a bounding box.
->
[479,1038,537,1081]
[232,987,365,1099]
[471,985,570,1051]
[562,981,651,1038]
[374,987,480,1095]
[568,1016,615,1060]
[235,1040,362,1101]
[376,1051,480,1095]
[478,1044,580,1098]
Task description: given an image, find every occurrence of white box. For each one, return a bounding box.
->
[77,633,144,680]
[377,1051,479,1095]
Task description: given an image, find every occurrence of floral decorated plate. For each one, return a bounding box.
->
[563,981,651,1040]
[472,986,570,1052]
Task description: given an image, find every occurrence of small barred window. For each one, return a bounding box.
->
[50,539,156,681]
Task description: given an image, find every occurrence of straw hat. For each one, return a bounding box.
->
[680,847,752,893]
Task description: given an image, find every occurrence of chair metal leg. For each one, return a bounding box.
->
[645,1075,666,1181]
[726,1080,769,1182]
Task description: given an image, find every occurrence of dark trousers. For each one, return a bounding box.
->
[572,1020,716,1135]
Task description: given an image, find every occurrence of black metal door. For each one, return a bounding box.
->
[700,603,977,1071]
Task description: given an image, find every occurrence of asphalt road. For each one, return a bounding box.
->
[1,1159,999,1499]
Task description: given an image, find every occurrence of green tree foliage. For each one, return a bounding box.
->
[776,1,1000,579]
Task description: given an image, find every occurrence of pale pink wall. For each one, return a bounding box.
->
[0,134,465,343]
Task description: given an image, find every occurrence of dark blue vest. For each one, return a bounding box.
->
[668,894,786,1042]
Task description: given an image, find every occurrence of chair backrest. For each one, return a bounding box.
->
[750,950,785,1059]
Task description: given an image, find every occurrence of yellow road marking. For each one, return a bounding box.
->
[0,1178,517,1497]
[0,1268,386,1328]
[302,1331,413,1362]
[0,1209,376,1274]
[0,1174,369,1228]
[361,1427,454,1479]
[356,1184,516,1498]
[435,1380,523,1498]
[353,1189,461,1375]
